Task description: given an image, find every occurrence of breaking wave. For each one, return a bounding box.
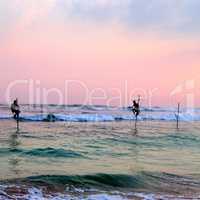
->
[1,112,200,122]
[1,172,200,199]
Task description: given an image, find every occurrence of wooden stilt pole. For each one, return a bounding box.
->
[176,103,180,129]
[16,112,20,133]
[16,118,19,132]
[135,115,138,130]
[41,104,43,114]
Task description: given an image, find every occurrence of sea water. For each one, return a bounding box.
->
[0,104,200,199]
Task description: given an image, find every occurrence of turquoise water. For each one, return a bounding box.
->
[1,119,200,199]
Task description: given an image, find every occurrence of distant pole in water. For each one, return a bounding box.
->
[135,115,138,129]
[176,103,180,129]
[16,116,19,132]
[40,104,43,114]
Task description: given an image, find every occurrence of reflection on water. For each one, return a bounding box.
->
[9,132,20,149]
[8,131,21,176]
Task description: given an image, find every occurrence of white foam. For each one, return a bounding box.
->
[26,187,44,199]
[0,115,11,120]
[24,116,45,121]
[55,114,115,122]
[133,192,156,200]
[0,187,198,200]
[24,188,128,200]
[1,108,200,122]
[85,194,126,200]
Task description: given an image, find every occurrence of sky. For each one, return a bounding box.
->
[0,0,200,107]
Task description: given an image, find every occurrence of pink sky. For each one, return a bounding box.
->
[1,1,200,107]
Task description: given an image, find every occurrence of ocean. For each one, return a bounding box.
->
[0,104,200,199]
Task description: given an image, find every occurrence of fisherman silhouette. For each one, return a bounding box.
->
[11,99,20,120]
[132,96,141,119]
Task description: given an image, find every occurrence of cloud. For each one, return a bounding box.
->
[0,1,18,37]
[0,0,200,35]
[53,0,200,34]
